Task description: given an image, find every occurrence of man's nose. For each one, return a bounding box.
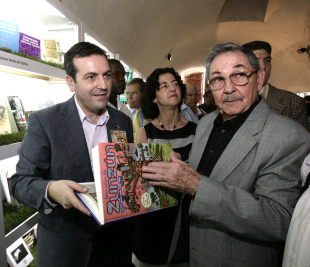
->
[224,77,235,93]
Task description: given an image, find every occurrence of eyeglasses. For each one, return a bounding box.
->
[125,91,139,97]
[207,70,257,91]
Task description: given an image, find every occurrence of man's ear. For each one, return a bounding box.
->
[66,75,75,92]
[256,69,265,92]
[153,98,157,103]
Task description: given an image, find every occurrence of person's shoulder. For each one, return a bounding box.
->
[269,84,303,101]
[107,106,131,122]
[30,98,71,119]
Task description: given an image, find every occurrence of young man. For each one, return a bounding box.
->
[107,59,132,118]
[242,40,308,130]
[10,42,134,266]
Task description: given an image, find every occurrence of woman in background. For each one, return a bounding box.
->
[133,67,196,266]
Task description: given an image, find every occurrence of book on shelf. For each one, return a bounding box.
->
[6,237,34,267]
[75,143,178,226]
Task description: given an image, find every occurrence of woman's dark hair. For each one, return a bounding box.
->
[142,67,186,120]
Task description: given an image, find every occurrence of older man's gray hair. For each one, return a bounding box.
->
[205,42,260,80]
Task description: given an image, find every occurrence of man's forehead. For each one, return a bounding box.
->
[210,51,251,72]
[126,83,140,91]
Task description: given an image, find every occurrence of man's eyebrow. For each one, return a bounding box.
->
[233,64,247,69]
[83,72,98,78]
[210,71,221,76]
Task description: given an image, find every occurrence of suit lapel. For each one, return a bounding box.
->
[192,99,269,183]
[189,112,218,170]
[59,96,93,182]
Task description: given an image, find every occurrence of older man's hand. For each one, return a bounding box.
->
[142,153,201,195]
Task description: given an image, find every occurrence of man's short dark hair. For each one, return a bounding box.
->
[203,91,211,98]
[205,43,260,80]
[127,78,146,94]
[108,59,121,67]
[242,41,272,55]
[304,95,310,101]
[64,42,108,82]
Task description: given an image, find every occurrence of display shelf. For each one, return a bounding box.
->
[0,143,38,267]
[0,50,65,81]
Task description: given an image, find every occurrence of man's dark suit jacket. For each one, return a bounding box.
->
[266,84,308,130]
[10,96,133,266]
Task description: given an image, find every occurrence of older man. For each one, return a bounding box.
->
[125,78,148,142]
[181,83,206,123]
[242,41,308,130]
[142,43,310,267]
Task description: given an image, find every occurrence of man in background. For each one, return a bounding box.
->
[242,40,308,130]
[181,83,206,123]
[10,42,133,266]
[108,59,132,119]
[126,78,148,142]
[199,91,217,113]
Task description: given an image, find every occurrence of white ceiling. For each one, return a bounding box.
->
[58,0,310,93]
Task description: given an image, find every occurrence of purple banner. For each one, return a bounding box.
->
[19,33,40,59]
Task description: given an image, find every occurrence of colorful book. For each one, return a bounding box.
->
[75,143,178,225]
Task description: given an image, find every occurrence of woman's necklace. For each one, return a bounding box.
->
[157,116,180,131]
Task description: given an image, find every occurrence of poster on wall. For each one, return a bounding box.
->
[19,33,40,59]
[0,20,19,52]
[41,38,62,64]
[0,97,12,134]
[7,96,27,132]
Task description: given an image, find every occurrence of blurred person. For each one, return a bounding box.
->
[133,67,197,266]
[199,91,217,113]
[242,41,308,130]
[126,78,148,142]
[107,59,131,119]
[283,34,310,266]
[140,43,310,267]
[180,83,206,124]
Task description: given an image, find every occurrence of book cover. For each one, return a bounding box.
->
[0,20,19,52]
[79,143,178,225]
[7,96,27,132]
[40,38,62,64]
[6,237,33,267]
[0,97,12,134]
[19,33,40,59]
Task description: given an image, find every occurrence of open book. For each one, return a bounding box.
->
[75,143,178,225]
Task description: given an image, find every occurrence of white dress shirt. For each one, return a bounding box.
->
[108,96,132,119]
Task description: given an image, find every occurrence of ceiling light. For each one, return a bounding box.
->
[297,48,307,54]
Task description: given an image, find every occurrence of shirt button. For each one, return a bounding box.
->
[210,150,213,153]
[292,259,297,265]
[221,129,225,133]
[301,224,307,230]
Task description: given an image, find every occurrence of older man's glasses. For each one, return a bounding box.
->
[207,70,257,91]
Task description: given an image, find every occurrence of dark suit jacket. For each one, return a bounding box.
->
[266,84,308,130]
[10,96,133,267]
[169,98,310,267]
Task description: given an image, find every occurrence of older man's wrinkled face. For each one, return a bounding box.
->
[209,51,264,121]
